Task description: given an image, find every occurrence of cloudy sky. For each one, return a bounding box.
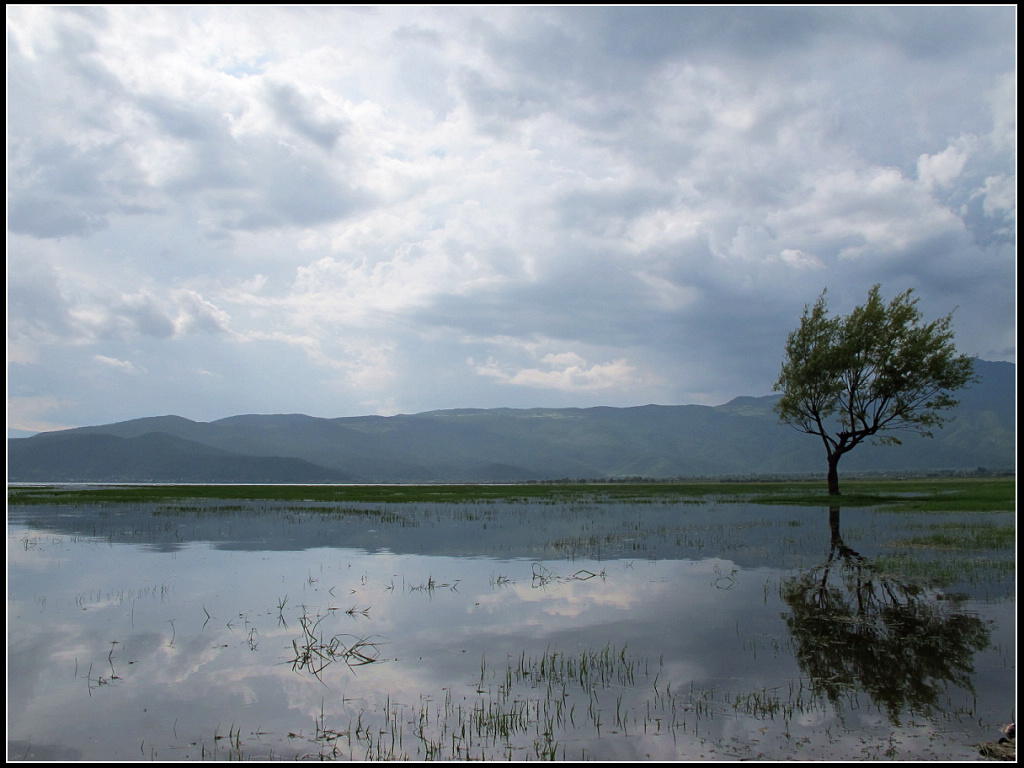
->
[7,6,1017,435]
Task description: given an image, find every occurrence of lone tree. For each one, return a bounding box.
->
[773,285,975,495]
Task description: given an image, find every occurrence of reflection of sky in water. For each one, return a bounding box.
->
[7,501,1015,761]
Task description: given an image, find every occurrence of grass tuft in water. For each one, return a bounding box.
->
[287,611,383,682]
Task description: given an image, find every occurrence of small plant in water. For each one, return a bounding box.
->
[287,612,383,682]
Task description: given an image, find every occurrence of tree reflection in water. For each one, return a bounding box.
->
[781,507,990,725]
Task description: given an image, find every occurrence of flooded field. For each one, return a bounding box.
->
[7,486,1016,761]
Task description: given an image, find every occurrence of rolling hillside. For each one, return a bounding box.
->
[7,360,1014,483]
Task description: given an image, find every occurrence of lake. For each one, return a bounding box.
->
[7,490,1015,760]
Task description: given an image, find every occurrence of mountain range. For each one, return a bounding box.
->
[7,360,1014,483]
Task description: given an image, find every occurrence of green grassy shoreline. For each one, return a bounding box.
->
[7,477,1015,511]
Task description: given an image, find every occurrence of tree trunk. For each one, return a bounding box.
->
[829,506,841,542]
[827,454,841,496]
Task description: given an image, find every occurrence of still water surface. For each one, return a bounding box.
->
[7,497,1015,760]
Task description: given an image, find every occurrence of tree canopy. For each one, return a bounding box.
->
[773,285,975,495]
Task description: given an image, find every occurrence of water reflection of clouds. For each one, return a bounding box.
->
[7,508,1012,762]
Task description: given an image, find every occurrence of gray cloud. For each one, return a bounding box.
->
[8,197,108,239]
[106,293,178,339]
[5,6,1015,431]
[7,259,80,350]
[266,83,350,151]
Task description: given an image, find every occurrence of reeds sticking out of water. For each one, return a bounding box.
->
[287,612,382,682]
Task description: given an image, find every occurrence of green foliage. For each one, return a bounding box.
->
[774,285,976,493]
[8,477,1013,511]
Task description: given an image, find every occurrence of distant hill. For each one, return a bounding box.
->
[7,430,352,483]
[7,360,1014,483]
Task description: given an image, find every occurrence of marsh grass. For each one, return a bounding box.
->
[891,522,1016,550]
[282,643,839,761]
[873,550,1016,591]
[402,645,655,759]
[287,612,383,681]
[745,477,1015,511]
[506,644,639,691]
[277,644,663,759]
[11,478,1012,517]
[870,515,1016,590]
